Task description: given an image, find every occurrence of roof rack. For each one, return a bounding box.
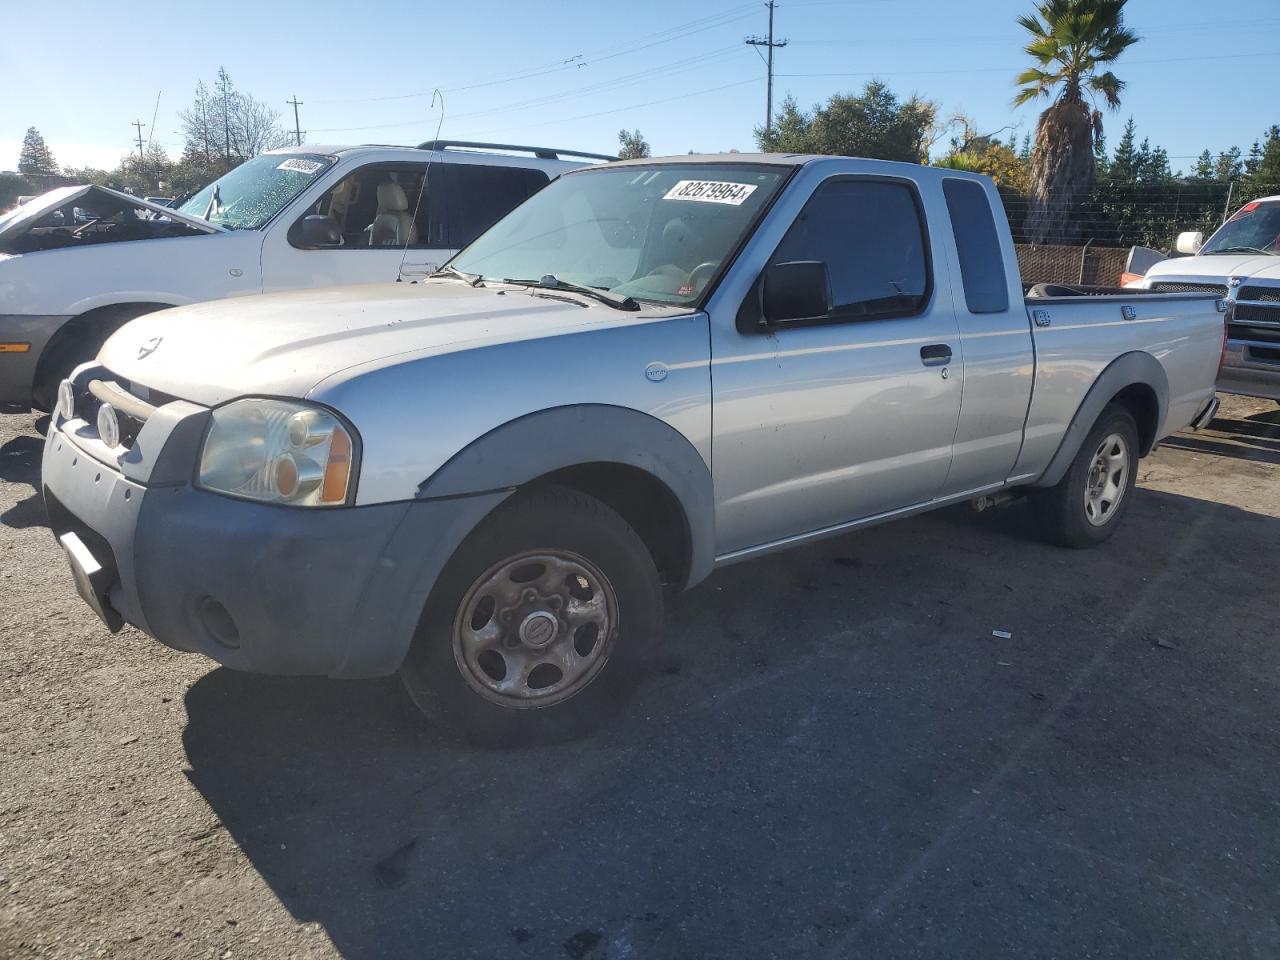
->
[416,140,617,162]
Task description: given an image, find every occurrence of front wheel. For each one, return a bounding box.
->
[1029,404,1140,548]
[400,484,662,745]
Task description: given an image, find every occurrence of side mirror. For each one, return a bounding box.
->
[292,214,342,248]
[1175,231,1204,255]
[762,260,831,325]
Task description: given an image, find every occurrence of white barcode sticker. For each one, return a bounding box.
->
[277,158,323,175]
[663,180,758,206]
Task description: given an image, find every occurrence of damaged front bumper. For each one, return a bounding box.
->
[41,367,507,678]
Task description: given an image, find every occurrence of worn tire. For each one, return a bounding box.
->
[1028,403,1140,548]
[31,305,164,410]
[399,484,663,746]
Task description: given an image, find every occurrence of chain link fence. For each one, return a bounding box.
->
[1015,243,1130,286]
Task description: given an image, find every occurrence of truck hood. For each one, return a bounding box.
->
[0,184,222,243]
[99,281,684,406]
[1147,253,1280,283]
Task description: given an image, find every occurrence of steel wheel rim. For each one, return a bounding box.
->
[1084,432,1130,527]
[452,550,618,709]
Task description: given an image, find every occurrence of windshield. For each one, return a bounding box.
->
[450,163,787,306]
[1200,200,1280,255]
[176,153,334,230]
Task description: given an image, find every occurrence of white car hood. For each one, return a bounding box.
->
[1146,253,1280,283]
[99,281,681,406]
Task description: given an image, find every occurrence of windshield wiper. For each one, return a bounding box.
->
[1203,245,1276,256]
[429,264,484,286]
[202,185,221,223]
[502,275,639,311]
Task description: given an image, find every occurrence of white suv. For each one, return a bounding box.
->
[0,140,610,410]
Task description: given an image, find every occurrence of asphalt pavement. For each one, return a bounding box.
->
[1,397,1278,960]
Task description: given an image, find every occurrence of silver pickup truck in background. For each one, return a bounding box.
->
[42,154,1225,743]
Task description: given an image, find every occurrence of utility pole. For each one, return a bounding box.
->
[287,95,304,146]
[131,120,146,163]
[745,1,788,137]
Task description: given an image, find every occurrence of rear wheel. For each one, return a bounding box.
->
[1029,404,1139,548]
[400,484,662,746]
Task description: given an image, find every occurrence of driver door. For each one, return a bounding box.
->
[710,176,963,555]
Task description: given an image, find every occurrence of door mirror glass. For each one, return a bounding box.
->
[293,214,343,248]
[763,260,831,324]
[1175,231,1204,255]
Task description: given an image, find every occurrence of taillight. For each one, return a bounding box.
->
[1218,312,1230,377]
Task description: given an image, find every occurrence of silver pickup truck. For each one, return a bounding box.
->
[42,154,1225,742]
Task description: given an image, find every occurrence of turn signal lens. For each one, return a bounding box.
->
[320,427,352,504]
[197,399,358,507]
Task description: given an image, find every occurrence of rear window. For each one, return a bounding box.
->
[445,164,549,248]
[943,178,1008,314]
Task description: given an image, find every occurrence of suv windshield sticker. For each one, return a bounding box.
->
[277,158,324,175]
[663,180,758,206]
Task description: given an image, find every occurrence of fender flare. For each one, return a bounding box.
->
[417,404,716,588]
[1033,351,1169,488]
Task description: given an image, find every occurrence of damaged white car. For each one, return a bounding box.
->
[0,142,601,410]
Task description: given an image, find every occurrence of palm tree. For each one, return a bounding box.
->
[1014,0,1138,243]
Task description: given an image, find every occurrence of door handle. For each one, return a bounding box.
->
[920,344,952,367]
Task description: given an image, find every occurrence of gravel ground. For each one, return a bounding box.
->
[1,397,1278,960]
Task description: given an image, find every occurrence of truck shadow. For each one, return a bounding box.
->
[180,486,1280,959]
[0,435,47,529]
[1157,410,1280,466]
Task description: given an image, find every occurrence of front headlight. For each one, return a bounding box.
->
[197,399,357,507]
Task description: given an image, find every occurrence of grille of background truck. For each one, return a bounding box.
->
[1150,281,1230,296]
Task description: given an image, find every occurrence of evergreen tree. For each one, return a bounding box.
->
[1251,126,1280,189]
[1244,140,1263,177]
[1019,133,1032,162]
[1110,117,1137,182]
[17,127,58,176]
[1191,150,1214,180]
[1214,146,1242,182]
[1144,144,1172,183]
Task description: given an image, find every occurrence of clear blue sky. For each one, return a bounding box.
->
[1,0,1275,173]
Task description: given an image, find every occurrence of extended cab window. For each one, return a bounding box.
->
[771,178,929,320]
[445,164,550,248]
[296,164,442,248]
[943,178,1009,314]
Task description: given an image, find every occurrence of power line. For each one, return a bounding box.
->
[309,45,750,133]
[467,77,761,139]
[776,49,1279,78]
[789,17,1280,45]
[309,3,759,105]
[745,1,788,135]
